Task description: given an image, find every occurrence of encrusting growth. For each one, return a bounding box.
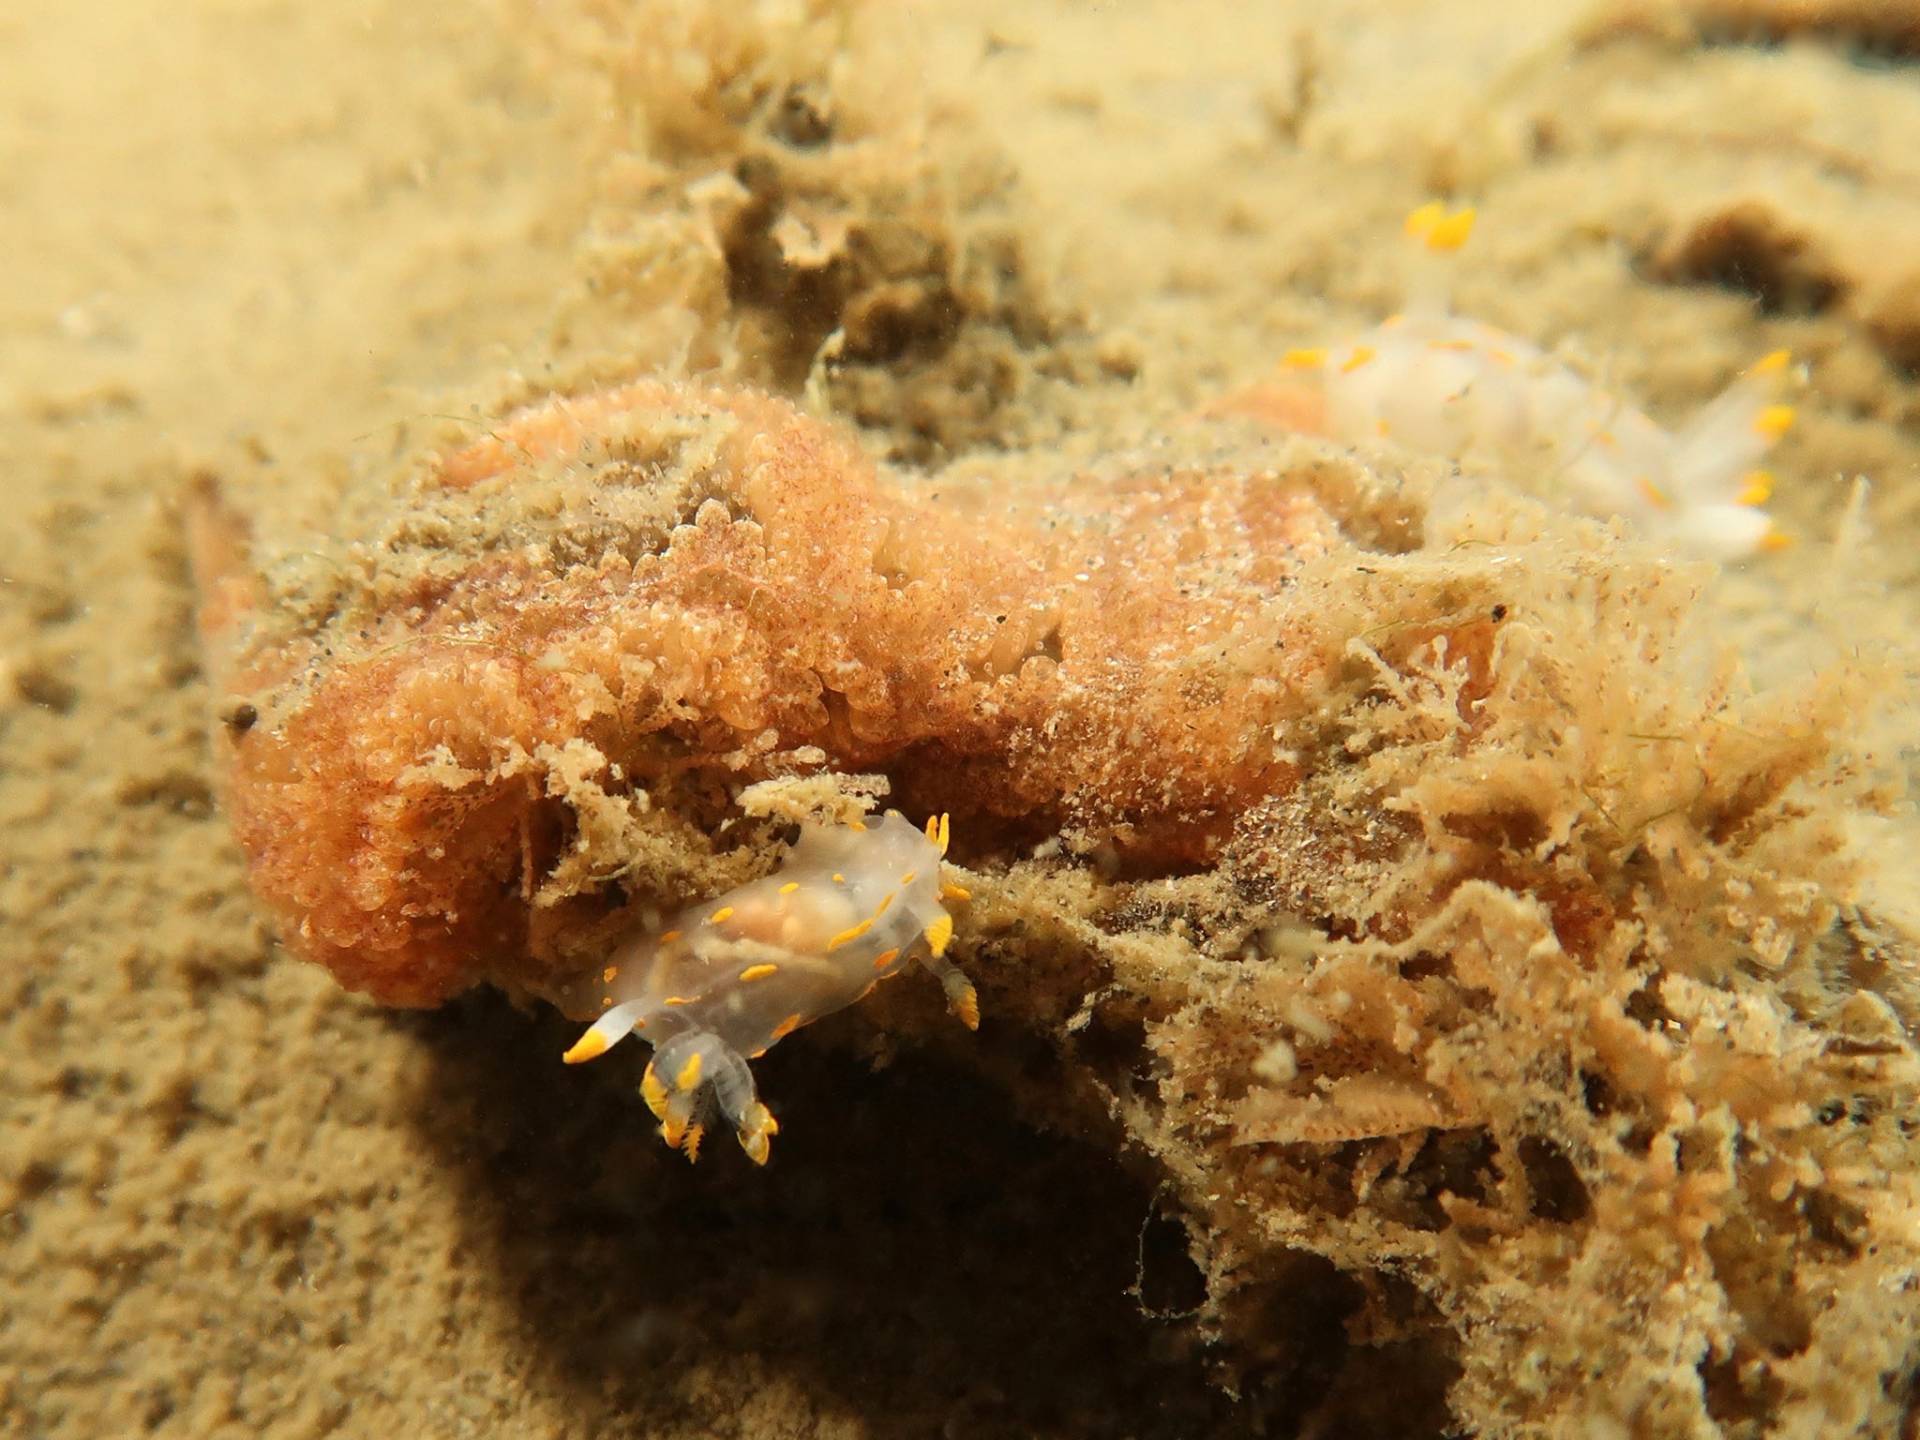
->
[561,812,972,1164]
[184,377,1387,1010]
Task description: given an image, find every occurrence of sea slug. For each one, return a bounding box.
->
[559,811,973,1163]
[1220,203,1797,559]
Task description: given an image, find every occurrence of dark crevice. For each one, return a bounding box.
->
[1690,7,1920,64]
[1517,1135,1593,1224]
[1640,201,1848,317]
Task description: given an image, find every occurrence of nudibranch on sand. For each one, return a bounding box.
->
[561,811,974,1164]
[1220,203,1796,559]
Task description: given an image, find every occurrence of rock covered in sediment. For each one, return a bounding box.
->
[190,369,1920,1435]
[187,380,1419,1007]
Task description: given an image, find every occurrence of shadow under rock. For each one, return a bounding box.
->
[401,994,1245,1440]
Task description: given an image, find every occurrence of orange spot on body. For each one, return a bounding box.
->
[827,917,874,951]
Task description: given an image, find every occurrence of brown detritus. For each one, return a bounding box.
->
[216,699,258,734]
[10,657,79,713]
[543,0,1091,460]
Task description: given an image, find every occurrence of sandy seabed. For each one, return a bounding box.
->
[5,2,1920,1437]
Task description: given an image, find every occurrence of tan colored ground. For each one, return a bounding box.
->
[5,2,1920,1437]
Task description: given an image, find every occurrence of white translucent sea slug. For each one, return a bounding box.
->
[1234,203,1797,560]
[562,811,973,1165]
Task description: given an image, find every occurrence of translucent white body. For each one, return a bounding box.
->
[563,812,971,1164]
[1258,204,1795,560]
[1312,313,1790,560]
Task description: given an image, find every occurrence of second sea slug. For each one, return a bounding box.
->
[1220,203,1797,559]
